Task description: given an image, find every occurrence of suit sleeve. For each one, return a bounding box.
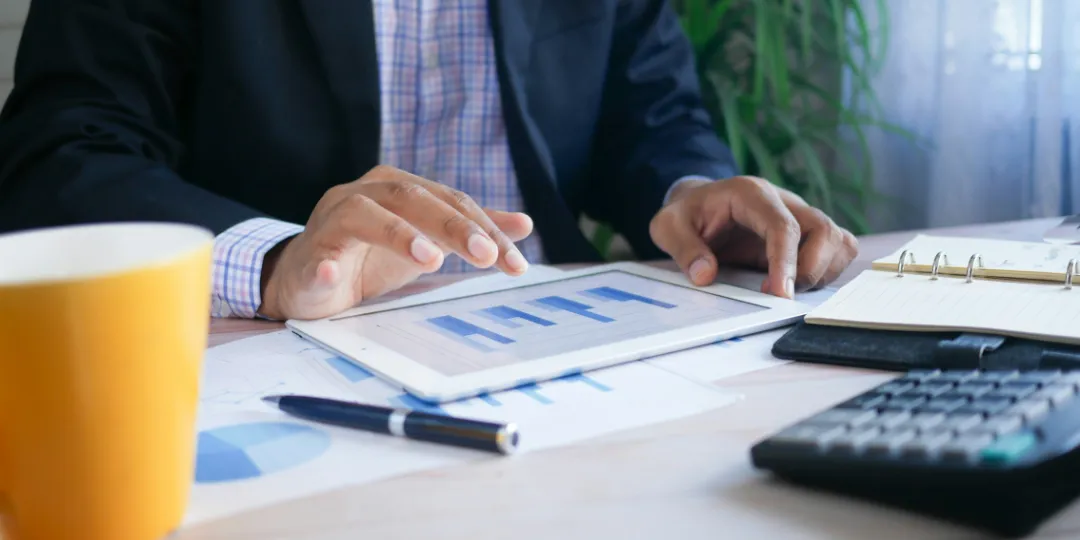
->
[584,0,738,259]
[0,0,266,234]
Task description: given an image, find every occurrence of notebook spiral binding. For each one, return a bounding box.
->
[894,251,1077,290]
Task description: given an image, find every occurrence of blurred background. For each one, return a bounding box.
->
[1,0,1074,253]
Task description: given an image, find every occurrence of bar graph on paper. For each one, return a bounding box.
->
[197,329,620,419]
[338,271,765,376]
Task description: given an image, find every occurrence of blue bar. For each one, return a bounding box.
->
[516,383,554,404]
[476,392,502,406]
[713,336,745,346]
[533,296,614,323]
[568,374,613,392]
[477,305,555,327]
[578,289,614,303]
[427,315,514,352]
[473,310,522,329]
[583,286,676,309]
[323,356,374,382]
[527,300,558,312]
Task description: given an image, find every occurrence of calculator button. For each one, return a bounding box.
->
[915,397,969,414]
[882,396,927,412]
[952,383,995,398]
[937,413,984,434]
[895,412,946,433]
[837,393,888,410]
[805,409,877,428]
[954,397,1013,417]
[1030,384,1076,408]
[1057,371,1080,388]
[935,371,981,384]
[877,382,916,395]
[980,432,1037,464]
[864,429,918,456]
[969,415,1023,437]
[770,424,847,449]
[863,411,911,430]
[974,370,1019,384]
[940,434,996,463]
[825,427,882,454]
[898,430,954,459]
[1011,371,1062,387]
[901,370,942,382]
[984,383,1038,402]
[1006,400,1051,424]
[910,382,957,398]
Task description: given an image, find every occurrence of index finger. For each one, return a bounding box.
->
[724,179,800,298]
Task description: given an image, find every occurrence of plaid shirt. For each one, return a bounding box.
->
[210,0,711,318]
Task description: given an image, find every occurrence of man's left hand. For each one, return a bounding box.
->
[649,176,859,299]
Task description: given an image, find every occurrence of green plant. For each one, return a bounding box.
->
[586,0,903,258]
[677,0,898,234]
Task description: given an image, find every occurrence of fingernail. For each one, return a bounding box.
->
[689,258,711,283]
[410,236,441,264]
[468,233,497,261]
[784,277,795,299]
[505,248,528,272]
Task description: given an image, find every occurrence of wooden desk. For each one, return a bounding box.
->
[181,217,1079,540]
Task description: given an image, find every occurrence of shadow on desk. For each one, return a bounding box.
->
[723,473,1080,540]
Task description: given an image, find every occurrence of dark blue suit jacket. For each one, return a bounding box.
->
[0,0,736,263]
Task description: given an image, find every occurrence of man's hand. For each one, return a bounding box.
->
[258,165,534,320]
[650,176,858,299]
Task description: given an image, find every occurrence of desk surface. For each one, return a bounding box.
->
[181,217,1079,540]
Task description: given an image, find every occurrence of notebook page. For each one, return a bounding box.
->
[806,270,1080,345]
[870,235,1080,283]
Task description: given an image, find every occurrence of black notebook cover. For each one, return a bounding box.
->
[771,321,1080,372]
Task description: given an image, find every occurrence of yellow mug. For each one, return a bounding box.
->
[0,222,213,540]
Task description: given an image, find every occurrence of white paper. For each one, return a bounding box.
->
[184,266,832,525]
[185,265,739,525]
[645,285,837,383]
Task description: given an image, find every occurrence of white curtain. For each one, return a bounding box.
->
[857,0,1080,232]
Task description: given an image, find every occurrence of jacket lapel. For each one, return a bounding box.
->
[489,0,602,263]
[297,0,381,177]
[488,0,552,182]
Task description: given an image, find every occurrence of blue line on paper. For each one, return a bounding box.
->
[476,392,502,406]
[323,356,374,382]
[515,383,554,404]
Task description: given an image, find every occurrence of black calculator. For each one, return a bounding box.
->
[751,369,1080,538]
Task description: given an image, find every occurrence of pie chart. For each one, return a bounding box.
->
[194,421,332,483]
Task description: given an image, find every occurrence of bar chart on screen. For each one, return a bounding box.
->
[341,271,766,376]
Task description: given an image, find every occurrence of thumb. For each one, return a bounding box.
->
[287,248,349,309]
[650,211,717,286]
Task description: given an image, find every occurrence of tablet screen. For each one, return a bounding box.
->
[335,270,767,376]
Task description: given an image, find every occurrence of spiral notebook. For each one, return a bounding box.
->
[772,235,1080,371]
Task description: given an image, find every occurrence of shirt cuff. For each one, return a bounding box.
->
[211,217,304,318]
[663,175,716,206]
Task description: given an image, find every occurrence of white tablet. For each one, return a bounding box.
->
[286,262,809,403]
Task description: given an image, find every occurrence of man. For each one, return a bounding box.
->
[0,0,857,321]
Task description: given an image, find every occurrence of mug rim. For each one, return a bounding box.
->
[0,222,214,287]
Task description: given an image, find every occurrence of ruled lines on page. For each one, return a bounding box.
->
[806,271,1080,345]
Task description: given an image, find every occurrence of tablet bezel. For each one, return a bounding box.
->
[286,262,808,403]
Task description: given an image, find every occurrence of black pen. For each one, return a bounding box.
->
[261,394,519,455]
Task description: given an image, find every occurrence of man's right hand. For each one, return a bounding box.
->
[257,165,534,320]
